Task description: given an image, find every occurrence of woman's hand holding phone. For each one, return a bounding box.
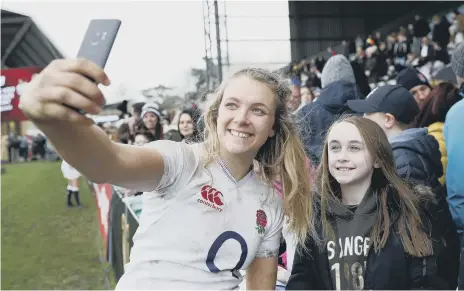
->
[20,19,121,123]
[19,58,110,126]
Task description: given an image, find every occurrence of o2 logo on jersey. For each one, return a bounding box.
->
[206,231,248,279]
[198,185,223,211]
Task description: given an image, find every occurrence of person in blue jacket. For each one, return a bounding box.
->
[444,97,464,290]
[447,41,464,290]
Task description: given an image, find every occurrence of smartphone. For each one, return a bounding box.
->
[76,19,121,69]
[70,19,121,114]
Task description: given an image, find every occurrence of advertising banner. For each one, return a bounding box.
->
[108,193,139,281]
[1,68,42,122]
[92,183,113,256]
[90,182,140,281]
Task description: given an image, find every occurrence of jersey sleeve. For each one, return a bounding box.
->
[144,140,200,195]
[255,195,284,258]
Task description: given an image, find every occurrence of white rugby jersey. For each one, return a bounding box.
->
[116,140,284,290]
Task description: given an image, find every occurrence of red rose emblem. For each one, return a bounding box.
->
[256,210,267,234]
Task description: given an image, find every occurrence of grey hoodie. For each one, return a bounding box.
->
[326,189,378,290]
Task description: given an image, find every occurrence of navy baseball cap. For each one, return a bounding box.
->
[347,85,419,124]
[396,68,430,91]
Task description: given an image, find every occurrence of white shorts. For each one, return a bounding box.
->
[61,160,81,180]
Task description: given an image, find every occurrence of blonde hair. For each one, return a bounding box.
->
[202,68,315,246]
[314,116,433,257]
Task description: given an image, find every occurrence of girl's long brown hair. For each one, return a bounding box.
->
[313,115,433,257]
[415,82,462,127]
[202,68,316,246]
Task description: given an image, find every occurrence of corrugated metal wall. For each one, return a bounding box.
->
[289,1,462,61]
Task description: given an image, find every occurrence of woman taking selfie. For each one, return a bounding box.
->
[18,59,312,290]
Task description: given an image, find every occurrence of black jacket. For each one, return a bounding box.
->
[287,231,449,290]
[286,186,455,290]
[287,234,444,290]
[370,49,388,80]
[297,81,361,165]
[414,18,431,38]
[350,61,371,98]
[432,17,451,49]
[390,128,442,188]
[391,129,459,288]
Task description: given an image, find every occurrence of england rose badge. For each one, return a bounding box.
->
[256,209,267,235]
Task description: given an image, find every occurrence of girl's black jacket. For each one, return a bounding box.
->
[286,185,459,290]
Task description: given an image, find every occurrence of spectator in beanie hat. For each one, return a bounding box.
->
[396,68,432,110]
[297,54,361,166]
[136,102,163,141]
[320,55,356,88]
[348,85,460,289]
[141,101,161,118]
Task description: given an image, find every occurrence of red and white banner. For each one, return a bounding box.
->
[1,67,42,122]
[92,183,113,255]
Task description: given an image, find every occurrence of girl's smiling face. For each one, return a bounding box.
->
[327,121,375,186]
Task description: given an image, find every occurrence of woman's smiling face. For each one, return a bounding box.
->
[216,76,276,158]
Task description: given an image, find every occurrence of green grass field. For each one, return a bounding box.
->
[1,161,114,290]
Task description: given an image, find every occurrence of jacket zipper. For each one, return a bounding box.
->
[422,257,426,276]
[364,246,372,290]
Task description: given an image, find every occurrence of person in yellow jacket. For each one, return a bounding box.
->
[416,82,462,185]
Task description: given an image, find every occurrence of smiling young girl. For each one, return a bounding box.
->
[287,116,445,290]
[19,60,312,290]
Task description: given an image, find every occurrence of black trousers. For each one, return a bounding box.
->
[19,147,28,160]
